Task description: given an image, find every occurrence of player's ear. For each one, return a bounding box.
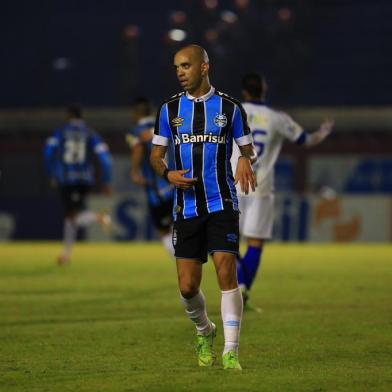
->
[201,62,209,76]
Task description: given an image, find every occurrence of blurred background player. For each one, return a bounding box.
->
[231,73,334,307]
[44,105,113,265]
[126,97,175,257]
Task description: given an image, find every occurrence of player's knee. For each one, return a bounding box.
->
[179,283,199,299]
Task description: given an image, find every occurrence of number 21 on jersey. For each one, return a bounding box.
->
[63,138,86,164]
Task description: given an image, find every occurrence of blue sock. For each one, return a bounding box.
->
[236,255,246,287]
[242,246,262,289]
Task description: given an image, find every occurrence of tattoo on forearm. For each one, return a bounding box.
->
[150,145,169,177]
[239,144,257,164]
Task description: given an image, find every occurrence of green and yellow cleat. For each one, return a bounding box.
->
[196,323,217,367]
[222,350,242,370]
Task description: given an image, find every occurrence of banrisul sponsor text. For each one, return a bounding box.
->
[174,133,226,145]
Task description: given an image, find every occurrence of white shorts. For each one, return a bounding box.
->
[238,194,274,239]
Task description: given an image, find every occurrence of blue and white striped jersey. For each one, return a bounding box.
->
[126,116,174,206]
[44,119,112,186]
[152,87,253,221]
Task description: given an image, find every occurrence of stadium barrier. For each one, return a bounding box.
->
[1,192,390,242]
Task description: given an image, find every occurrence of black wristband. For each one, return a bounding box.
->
[163,168,170,181]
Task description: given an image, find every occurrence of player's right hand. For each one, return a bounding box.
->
[167,169,198,190]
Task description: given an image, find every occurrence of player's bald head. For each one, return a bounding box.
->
[175,45,209,64]
[173,44,211,95]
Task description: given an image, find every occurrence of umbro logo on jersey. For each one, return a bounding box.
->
[214,113,227,128]
[171,117,184,127]
[174,133,226,145]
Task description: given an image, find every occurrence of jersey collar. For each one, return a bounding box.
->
[186,86,215,102]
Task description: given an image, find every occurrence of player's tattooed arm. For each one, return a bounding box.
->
[235,144,257,195]
[150,144,168,176]
[150,145,197,190]
[239,143,257,164]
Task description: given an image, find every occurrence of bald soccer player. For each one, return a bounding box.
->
[150,45,257,370]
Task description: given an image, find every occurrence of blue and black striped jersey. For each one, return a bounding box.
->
[44,120,112,186]
[152,87,253,221]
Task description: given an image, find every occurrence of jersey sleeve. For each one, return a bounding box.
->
[126,121,154,148]
[152,103,171,146]
[232,103,253,146]
[125,130,138,148]
[126,125,143,148]
[90,133,112,184]
[275,112,305,143]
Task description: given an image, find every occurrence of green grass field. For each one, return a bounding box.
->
[0,243,391,392]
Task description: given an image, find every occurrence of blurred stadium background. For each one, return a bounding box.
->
[1,0,391,243]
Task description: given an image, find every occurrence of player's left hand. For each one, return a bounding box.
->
[306,118,334,147]
[234,156,257,194]
[319,118,334,136]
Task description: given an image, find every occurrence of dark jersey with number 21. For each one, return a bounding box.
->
[44,120,111,186]
[152,87,252,221]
